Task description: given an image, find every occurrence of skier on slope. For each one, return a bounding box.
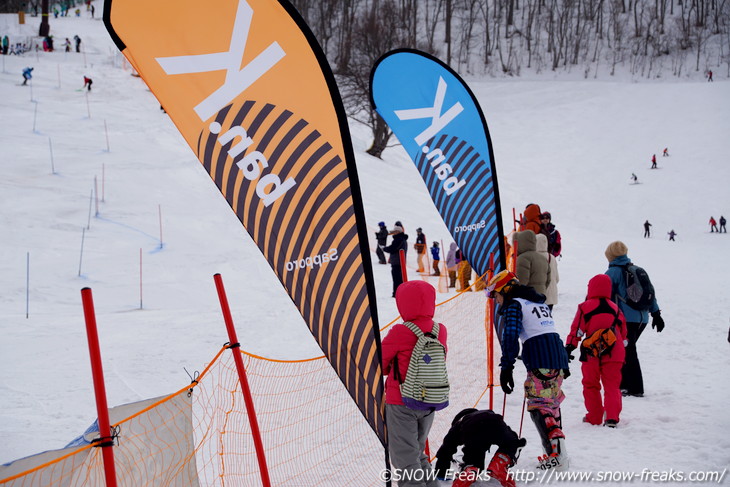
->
[21,67,33,85]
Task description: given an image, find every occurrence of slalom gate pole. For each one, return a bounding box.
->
[399,249,407,282]
[80,288,118,487]
[502,392,507,417]
[512,208,516,232]
[48,137,55,173]
[486,253,495,410]
[139,249,143,309]
[518,395,527,437]
[213,274,272,487]
[32,102,38,132]
[158,205,163,248]
[104,119,110,152]
[94,176,99,217]
[26,252,30,319]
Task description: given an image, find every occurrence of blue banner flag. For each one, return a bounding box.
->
[370,49,506,276]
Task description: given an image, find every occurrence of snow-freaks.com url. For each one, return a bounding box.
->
[523,467,728,483]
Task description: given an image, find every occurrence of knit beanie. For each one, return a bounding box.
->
[605,241,628,262]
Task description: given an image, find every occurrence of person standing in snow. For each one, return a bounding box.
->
[651,154,657,169]
[384,224,408,298]
[83,76,93,91]
[536,233,558,310]
[668,230,677,241]
[430,242,441,276]
[643,220,652,238]
[414,227,427,273]
[514,230,551,297]
[631,173,638,184]
[565,274,627,427]
[74,35,81,52]
[455,249,472,291]
[604,241,663,397]
[2,35,9,55]
[707,70,713,82]
[381,280,446,487]
[521,203,543,234]
[434,408,526,487]
[64,37,71,52]
[540,212,562,258]
[662,147,669,157]
[446,242,458,288]
[719,216,726,233]
[709,216,718,233]
[489,270,570,470]
[374,221,388,265]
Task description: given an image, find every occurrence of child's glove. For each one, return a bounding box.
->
[651,311,665,332]
[500,367,514,394]
[564,344,577,362]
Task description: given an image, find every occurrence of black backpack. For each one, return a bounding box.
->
[619,263,655,311]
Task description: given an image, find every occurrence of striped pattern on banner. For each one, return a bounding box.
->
[104,0,386,445]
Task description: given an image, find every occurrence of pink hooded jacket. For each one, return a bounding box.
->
[566,274,627,363]
[381,281,448,405]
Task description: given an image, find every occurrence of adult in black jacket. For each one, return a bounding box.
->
[434,409,525,487]
[374,221,388,264]
[383,225,408,297]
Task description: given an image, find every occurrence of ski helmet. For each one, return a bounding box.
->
[487,270,518,297]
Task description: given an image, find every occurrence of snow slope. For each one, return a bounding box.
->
[1,7,729,485]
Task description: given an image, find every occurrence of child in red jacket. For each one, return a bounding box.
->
[565,274,628,427]
[382,280,447,486]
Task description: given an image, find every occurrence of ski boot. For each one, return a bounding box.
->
[452,466,480,487]
[486,453,516,487]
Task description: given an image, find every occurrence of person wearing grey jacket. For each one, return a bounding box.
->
[536,233,559,309]
[514,230,551,297]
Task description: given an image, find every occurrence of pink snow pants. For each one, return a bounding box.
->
[582,359,623,424]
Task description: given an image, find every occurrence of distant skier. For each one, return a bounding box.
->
[643,220,652,238]
[74,35,81,52]
[631,173,638,184]
[414,227,427,273]
[719,216,727,233]
[651,154,657,169]
[707,70,713,82]
[64,37,71,52]
[668,230,677,241]
[83,76,93,91]
[21,67,33,85]
[662,147,669,157]
[709,216,718,233]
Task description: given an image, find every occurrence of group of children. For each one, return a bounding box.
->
[381,204,664,487]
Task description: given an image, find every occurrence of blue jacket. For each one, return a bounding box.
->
[605,255,660,324]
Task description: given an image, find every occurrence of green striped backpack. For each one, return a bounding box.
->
[395,321,449,411]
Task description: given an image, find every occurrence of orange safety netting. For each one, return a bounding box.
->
[1,283,498,486]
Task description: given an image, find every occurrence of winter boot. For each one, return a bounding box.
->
[452,466,480,487]
[487,453,516,487]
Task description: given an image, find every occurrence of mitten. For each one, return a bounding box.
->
[565,344,577,362]
[651,311,665,332]
[500,367,514,394]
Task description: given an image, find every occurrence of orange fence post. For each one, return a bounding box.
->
[486,252,495,411]
[213,274,272,487]
[80,288,118,487]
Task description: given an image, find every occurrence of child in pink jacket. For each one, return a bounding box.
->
[565,274,627,427]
